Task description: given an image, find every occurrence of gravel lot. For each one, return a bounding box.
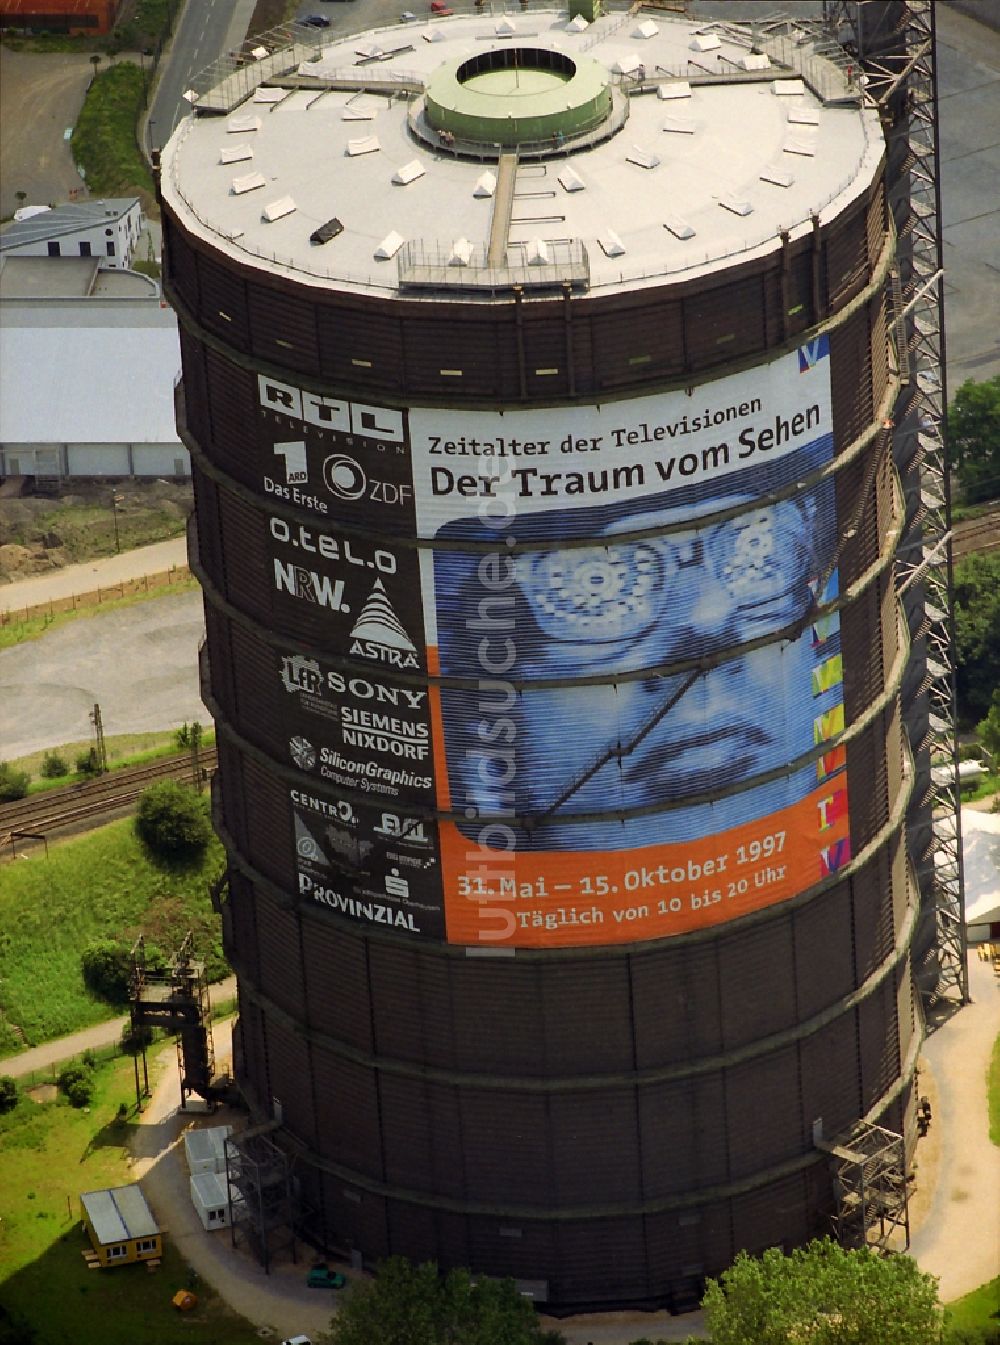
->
[0,589,206,758]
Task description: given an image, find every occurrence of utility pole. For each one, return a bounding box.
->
[190,721,203,793]
[90,703,108,774]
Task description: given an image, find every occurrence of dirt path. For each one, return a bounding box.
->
[0,536,189,614]
[0,46,94,218]
[0,976,235,1080]
[908,953,1000,1302]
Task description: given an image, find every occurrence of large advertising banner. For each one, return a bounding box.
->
[408,338,852,948]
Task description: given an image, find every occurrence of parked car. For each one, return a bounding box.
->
[430,1,452,10]
[306,1263,347,1289]
[299,14,331,27]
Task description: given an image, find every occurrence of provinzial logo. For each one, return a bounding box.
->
[349,580,419,668]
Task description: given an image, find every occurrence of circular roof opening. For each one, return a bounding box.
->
[424,45,612,148]
[456,47,576,97]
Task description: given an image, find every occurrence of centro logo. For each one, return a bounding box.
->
[258,374,405,443]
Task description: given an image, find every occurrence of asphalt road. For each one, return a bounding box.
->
[147,0,256,152]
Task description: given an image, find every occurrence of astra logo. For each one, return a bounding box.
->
[258,375,405,443]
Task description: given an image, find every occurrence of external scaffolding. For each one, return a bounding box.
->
[821,1122,911,1253]
[820,0,966,1008]
[224,1122,299,1273]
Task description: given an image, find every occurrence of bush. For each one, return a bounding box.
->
[82,939,166,1003]
[75,748,102,777]
[58,1062,95,1108]
[0,1075,18,1114]
[81,939,132,1003]
[40,752,69,778]
[0,762,30,802]
[120,1022,154,1055]
[135,780,212,859]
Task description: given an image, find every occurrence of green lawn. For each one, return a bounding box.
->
[12,727,215,796]
[71,62,152,198]
[0,1046,258,1345]
[0,819,226,1057]
[944,1277,1000,1341]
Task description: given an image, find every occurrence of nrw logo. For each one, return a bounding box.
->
[273,560,348,612]
[280,654,322,695]
[349,580,418,668]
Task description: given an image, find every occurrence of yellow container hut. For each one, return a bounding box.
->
[80,1184,161,1267]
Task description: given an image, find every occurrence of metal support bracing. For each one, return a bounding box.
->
[224,1124,299,1273]
[129,930,221,1106]
[824,0,967,1006]
[821,1122,911,1253]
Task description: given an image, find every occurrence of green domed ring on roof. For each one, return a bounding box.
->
[424,47,612,147]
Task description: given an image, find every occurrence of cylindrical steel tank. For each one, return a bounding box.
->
[161,11,917,1309]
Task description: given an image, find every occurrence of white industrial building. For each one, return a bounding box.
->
[183,1124,232,1176]
[0,198,144,270]
[0,255,188,481]
[189,1171,236,1231]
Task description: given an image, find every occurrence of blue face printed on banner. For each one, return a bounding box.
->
[513,497,818,667]
[435,486,840,850]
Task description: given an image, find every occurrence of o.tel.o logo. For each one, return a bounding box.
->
[323,454,367,501]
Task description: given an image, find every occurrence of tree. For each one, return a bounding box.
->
[81,939,133,1002]
[701,1239,943,1345]
[135,780,212,859]
[327,1257,564,1345]
[0,1076,18,1114]
[977,689,1000,771]
[953,552,1000,727]
[951,376,1000,504]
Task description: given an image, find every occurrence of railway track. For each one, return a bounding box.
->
[952,506,1000,560]
[0,748,218,855]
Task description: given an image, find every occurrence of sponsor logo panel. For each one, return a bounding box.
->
[267,516,426,672]
[256,375,415,531]
[277,652,436,805]
[290,784,443,938]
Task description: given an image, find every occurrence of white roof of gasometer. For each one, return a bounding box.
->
[80,1184,159,1245]
[160,9,885,300]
